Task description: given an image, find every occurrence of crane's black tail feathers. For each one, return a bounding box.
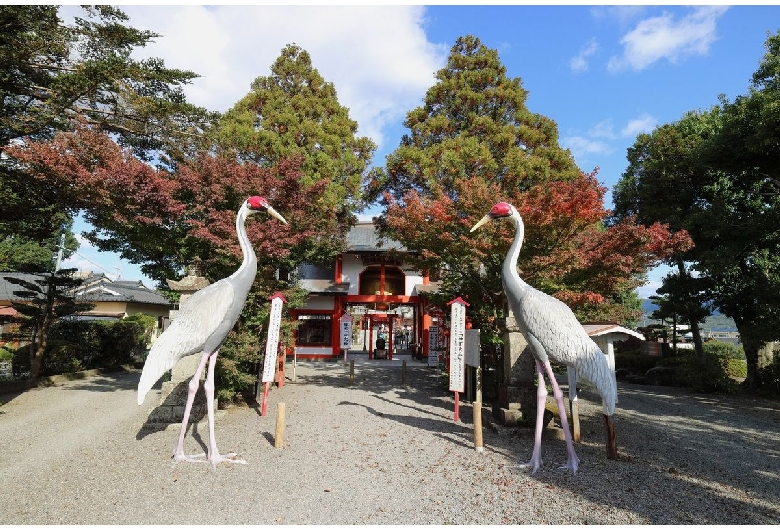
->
[574,340,617,416]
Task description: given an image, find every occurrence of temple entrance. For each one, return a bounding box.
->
[343,302,420,360]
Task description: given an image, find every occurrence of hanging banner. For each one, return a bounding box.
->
[262,293,286,383]
[447,297,469,393]
[339,312,353,350]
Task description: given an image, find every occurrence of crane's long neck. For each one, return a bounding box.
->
[503,210,529,299]
[229,206,258,293]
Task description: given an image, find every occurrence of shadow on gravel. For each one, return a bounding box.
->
[503,383,780,524]
[290,360,780,524]
[62,372,139,393]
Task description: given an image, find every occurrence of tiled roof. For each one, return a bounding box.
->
[0,272,170,307]
[73,281,170,306]
[346,222,406,252]
[0,272,47,301]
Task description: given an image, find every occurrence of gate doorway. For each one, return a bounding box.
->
[344,303,420,360]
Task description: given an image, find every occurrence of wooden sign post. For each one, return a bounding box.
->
[261,293,286,416]
[447,297,469,422]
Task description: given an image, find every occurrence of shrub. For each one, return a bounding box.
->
[41,317,152,376]
[0,345,13,361]
[615,352,659,376]
[756,351,780,398]
[677,350,739,394]
[215,329,262,407]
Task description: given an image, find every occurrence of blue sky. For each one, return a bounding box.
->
[61,5,780,298]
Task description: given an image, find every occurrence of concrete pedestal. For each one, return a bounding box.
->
[493,310,537,426]
[146,354,214,424]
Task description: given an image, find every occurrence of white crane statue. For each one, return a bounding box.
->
[471,202,617,474]
[137,196,287,468]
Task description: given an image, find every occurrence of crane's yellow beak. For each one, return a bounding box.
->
[267,206,288,225]
[470,214,491,232]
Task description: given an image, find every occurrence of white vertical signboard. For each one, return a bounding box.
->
[448,297,469,393]
[339,313,353,350]
[262,293,286,383]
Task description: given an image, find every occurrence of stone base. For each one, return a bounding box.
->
[493,405,524,427]
[146,379,214,424]
[493,384,536,426]
[146,354,216,425]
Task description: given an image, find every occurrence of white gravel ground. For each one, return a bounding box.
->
[0,357,779,525]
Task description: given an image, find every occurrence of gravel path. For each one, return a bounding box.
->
[1,357,779,525]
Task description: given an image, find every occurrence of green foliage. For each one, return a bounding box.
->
[215,329,261,407]
[217,43,379,226]
[615,352,659,375]
[41,318,149,376]
[0,345,13,361]
[5,270,94,379]
[756,351,780,398]
[612,31,780,391]
[677,352,739,394]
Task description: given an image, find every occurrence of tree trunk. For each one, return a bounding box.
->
[28,311,54,380]
[675,259,705,358]
[734,316,765,391]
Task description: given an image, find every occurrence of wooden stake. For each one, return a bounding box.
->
[605,414,618,460]
[454,391,460,422]
[473,401,484,452]
[275,402,286,448]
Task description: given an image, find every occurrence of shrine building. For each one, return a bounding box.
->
[291,221,442,361]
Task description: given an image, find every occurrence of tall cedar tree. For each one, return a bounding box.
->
[613,31,780,391]
[373,35,690,334]
[215,43,383,246]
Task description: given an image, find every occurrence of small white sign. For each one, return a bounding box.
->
[262,294,285,383]
[339,313,353,350]
[448,300,467,392]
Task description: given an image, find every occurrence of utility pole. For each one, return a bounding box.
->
[53,233,65,272]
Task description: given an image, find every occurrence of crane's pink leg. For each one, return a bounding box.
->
[542,360,579,473]
[203,350,246,469]
[520,360,547,474]
[172,351,210,462]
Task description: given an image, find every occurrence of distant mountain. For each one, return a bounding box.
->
[642,298,659,316]
[640,299,736,332]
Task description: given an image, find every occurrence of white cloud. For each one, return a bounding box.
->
[570,39,599,73]
[562,135,613,162]
[621,113,657,137]
[564,112,656,165]
[590,119,616,139]
[121,5,447,152]
[607,6,729,72]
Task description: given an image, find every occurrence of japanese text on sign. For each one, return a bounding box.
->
[262,295,285,383]
[340,313,352,350]
[448,301,466,392]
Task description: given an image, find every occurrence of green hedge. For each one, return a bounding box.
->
[41,315,154,376]
[616,340,746,394]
